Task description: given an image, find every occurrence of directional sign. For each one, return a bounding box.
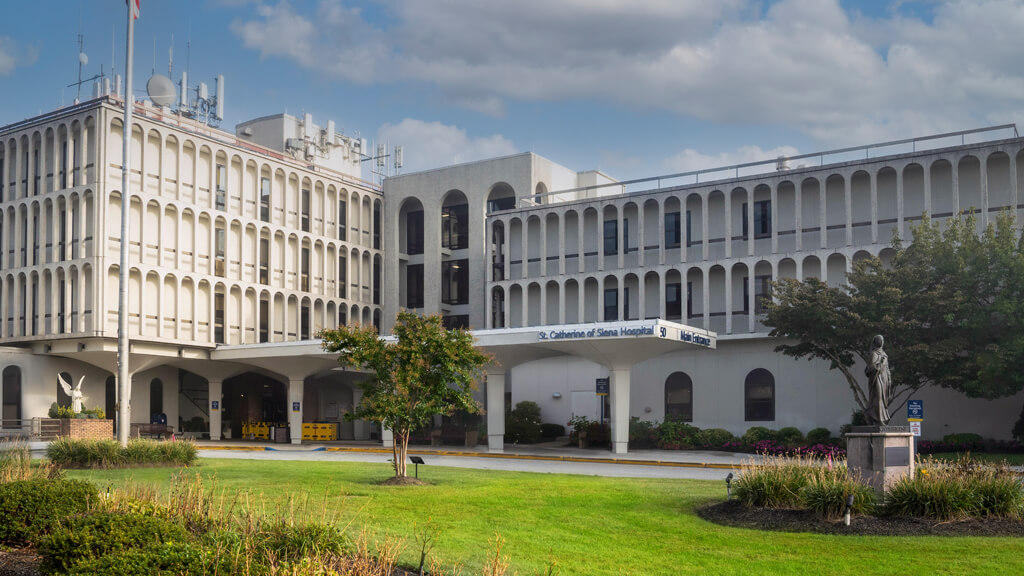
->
[595,378,610,396]
[907,400,923,422]
[909,421,922,437]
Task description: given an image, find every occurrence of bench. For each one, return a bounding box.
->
[131,423,174,439]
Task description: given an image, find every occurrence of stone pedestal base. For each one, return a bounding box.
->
[845,428,915,495]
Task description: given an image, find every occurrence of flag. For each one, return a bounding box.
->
[127,0,140,19]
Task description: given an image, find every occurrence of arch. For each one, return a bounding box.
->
[487,182,516,213]
[441,190,469,250]
[544,280,559,325]
[850,170,872,245]
[958,155,982,215]
[665,372,693,422]
[491,286,505,328]
[826,253,847,287]
[744,368,775,421]
[987,151,1012,213]
[2,366,22,425]
[534,182,548,205]
[563,279,580,324]
[903,163,926,223]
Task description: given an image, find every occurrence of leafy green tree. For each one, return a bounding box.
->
[321,311,491,479]
[763,212,1024,418]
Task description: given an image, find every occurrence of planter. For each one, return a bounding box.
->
[465,428,479,447]
[37,418,114,440]
[578,432,587,449]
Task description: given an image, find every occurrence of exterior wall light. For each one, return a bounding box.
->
[551,392,562,399]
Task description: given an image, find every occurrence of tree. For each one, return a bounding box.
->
[321,311,491,480]
[763,212,1024,419]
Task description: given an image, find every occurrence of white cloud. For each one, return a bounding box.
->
[0,36,36,76]
[377,118,519,172]
[233,0,1024,145]
[662,145,802,176]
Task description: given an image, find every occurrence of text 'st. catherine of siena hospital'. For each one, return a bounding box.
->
[1,69,1023,454]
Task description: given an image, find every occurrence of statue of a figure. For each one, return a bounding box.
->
[863,335,891,426]
[58,374,88,414]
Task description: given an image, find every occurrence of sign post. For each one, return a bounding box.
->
[907,400,923,456]
[596,378,609,425]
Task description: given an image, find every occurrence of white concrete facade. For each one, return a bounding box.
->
[1,94,1022,450]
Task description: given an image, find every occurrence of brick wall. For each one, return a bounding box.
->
[39,419,115,440]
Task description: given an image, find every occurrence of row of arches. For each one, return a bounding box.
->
[488,249,889,335]
[1,264,93,339]
[488,148,1023,280]
[102,265,380,344]
[1,114,96,202]
[105,118,382,246]
[2,190,95,269]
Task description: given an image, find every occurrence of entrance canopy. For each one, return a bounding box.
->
[472,319,716,371]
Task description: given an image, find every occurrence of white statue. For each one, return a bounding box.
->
[58,373,88,414]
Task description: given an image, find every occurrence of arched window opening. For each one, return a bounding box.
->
[665,372,693,422]
[2,366,22,426]
[744,368,775,421]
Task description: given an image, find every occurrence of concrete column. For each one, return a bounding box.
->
[637,204,645,267]
[952,158,960,216]
[288,378,304,444]
[658,200,666,265]
[659,273,667,320]
[539,285,547,325]
[558,213,566,275]
[702,268,710,331]
[870,170,878,244]
[724,266,732,335]
[923,161,932,217]
[701,196,709,261]
[980,158,989,227]
[486,371,506,452]
[844,176,853,246]
[896,167,905,239]
[577,216,585,273]
[351,386,368,440]
[771,184,779,253]
[382,428,394,449]
[795,184,802,252]
[1009,155,1018,231]
[208,380,223,440]
[747,188,755,257]
[724,194,732,259]
[747,273,756,334]
[539,216,547,277]
[616,275,624,322]
[617,207,624,269]
[558,282,566,324]
[819,179,828,250]
[521,220,528,280]
[609,368,630,454]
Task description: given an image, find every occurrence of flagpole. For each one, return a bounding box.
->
[117,2,135,447]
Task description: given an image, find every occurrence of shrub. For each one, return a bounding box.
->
[700,428,736,449]
[66,541,218,576]
[732,455,810,508]
[540,423,565,439]
[0,479,97,545]
[942,432,984,446]
[776,427,805,446]
[799,464,876,519]
[506,401,543,444]
[806,427,832,445]
[742,426,777,445]
[47,438,196,468]
[262,522,354,563]
[885,456,1024,520]
[39,511,190,574]
[567,415,591,444]
[628,418,659,449]
[657,419,703,449]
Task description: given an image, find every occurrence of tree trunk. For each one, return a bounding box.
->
[394,430,410,478]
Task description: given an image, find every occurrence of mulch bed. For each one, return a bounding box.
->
[698,500,1024,537]
[0,547,41,576]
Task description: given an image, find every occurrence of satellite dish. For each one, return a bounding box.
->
[79,52,88,66]
[146,74,176,107]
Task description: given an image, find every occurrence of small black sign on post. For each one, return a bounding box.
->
[595,378,609,396]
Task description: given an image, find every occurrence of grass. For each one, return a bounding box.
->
[65,458,1024,576]
[929,452,1024,466]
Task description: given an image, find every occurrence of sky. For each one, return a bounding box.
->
[2,0,1024,183]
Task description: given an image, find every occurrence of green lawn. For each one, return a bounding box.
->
[66,458,1022,576]
[928,452,1024,466]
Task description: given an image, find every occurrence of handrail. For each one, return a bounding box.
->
[522,124,1019,208]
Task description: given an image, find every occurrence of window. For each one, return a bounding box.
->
[33,150,39,195]
[259,299,269,342]
[686,280,693,318]
[260,177,271,222]
[665,212,681,248]
[59,210,66,261]
[442,204,468,250]
[300,303,310,340]
[214,226,226,277]
[338,307,347,326]
[755,275,771,314]
[665,372,693,421]
[0,158,4,200]
[338,255,347,298]
[215,164,227,211]
[150,379,163,417]
[406,210,424,255]
[624,286,631,320]
[487,196,516,213]
[742,200,772,239]
[603,219,617,255]
[214,293,225,343]
[603,287,618,321]
[666,282,682,320]
[442,314,469,330]
[300,247,310,292]
[686,210,693,246]
[442,259,468,305]
[338,200,347,240]
[373,259,381,304]
[407,264,424,308]
[60,141,68,189]
[259,239,269,284]
[3,366,22,426]
[744,368,775,421]
[373,202,381,250]
[300,188,310,232]
[623,219,630,253]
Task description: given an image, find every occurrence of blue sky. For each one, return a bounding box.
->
[2,0,1023,181]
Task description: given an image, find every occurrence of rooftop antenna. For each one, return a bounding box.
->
[168,34,173,76]
[76,32,87,102]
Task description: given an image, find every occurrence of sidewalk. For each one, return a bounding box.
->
[195,438,755,470]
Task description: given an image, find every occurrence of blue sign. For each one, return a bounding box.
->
[595,378,609,396]
[210,400,219,411]
[292,402,301,412]
[907,400,923,421]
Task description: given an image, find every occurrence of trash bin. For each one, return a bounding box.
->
[273,426,290,444]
